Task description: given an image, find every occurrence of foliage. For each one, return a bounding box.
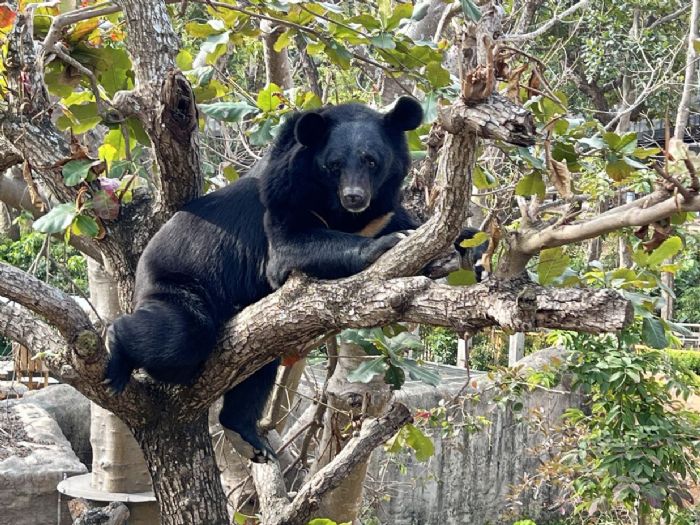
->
[525,330,700,523]
[0,229,88,294]
[674,234,700,323]
[665,349,700,376]
[339,327,439,390]
[418,326,458,365]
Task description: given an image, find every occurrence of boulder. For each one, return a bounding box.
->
[8,384,92,467]
[0,403,87,525]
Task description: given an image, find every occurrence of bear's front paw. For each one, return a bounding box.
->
[103,327,134,395]
[363,231,410,263]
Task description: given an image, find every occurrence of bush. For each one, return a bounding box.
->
[665,348,700,375]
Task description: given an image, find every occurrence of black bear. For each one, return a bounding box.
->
[104,96,483,462]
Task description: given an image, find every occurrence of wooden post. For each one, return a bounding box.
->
[508,333,525,366]
[457,337,472,368]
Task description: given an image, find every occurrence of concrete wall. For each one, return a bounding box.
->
[362,348,577,525]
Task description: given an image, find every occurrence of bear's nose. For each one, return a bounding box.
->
[341,187,368,211]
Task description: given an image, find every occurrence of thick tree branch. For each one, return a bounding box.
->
[179,273,632,415]
[519,192,700,254]
[0,261,96,342]
[0,299,66,357]
[252,403,412,525]
[112,0,202,224]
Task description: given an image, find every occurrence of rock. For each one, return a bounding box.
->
[0,380,28,400]
[9,384,92,467]
[0,403,87,525]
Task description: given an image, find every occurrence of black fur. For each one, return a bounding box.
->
[105,96,482,462]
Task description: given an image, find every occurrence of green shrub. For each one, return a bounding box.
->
[665,348,700,375]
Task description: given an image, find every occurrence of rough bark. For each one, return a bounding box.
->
[132,415,229,525]
[308,343,392,522]
[252,403,412,525]
[261,20,294,89]
[674,0,700,140]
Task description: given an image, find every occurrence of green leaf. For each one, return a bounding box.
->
[402,359,440,386]
[62,159,98,187]
[201,31,231,64]
[324,40,352,69]
[642,318,668,349]
[386,3,414,30]
[384,364,406,390]
[71,215,99,237]
[403,423,435,461]
[33,203,77,234]
[249,118,275,146]
[460,231,489,248]
[185,19,225,38]
[273,29,293,52]
[377,0,391,24]
[257,83,283,112]
[420,91,439,124]
[694,39,700,54]
[387,331,424,352]
[473,165,497,189]
[647,236,682,267]
[537,247,570,285]
[425,61,450,88]
[370,32,396,50]
[515,172,545,198]
[460,0,481,22]
[199,101,258,123]
[447,268,477,286]
[347,357,388,383]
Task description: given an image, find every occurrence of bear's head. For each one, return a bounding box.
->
[293,96,423,214]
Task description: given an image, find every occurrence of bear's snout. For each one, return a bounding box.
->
[340,186,370,213]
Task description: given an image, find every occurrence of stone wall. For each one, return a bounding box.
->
[364,348,577,525]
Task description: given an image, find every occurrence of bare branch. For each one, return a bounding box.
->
[252,403,412,525]
[673,0,699,139]
[505,0,592,42]
[519,193,700,254]
[0,299,66,357]
[0,261,95,343]
[647,4,692,30]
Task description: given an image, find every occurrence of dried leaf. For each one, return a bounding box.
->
[549,158,573,199]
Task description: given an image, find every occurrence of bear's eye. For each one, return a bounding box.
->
[365,157,377,169]
[325,161,342,174]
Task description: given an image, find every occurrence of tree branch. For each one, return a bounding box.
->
[504,0,593,42]
[112,0,202,222]
[252,403,412,525]
[179,273,632,414]
[0,298,66,357]
[0,137,22,173]
[518,192,700,254]
[0,171,103,260]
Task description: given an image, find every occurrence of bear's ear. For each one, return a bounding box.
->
[294,112,328,147]
[384,96,423,131]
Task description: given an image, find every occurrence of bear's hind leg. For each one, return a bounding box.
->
[219,359,280,463]
[105,298,217,393]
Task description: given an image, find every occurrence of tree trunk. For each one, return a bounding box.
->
[309,342,392,522]
[133,414,229,525]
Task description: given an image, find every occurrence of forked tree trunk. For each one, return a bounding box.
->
[132,414,229,525]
